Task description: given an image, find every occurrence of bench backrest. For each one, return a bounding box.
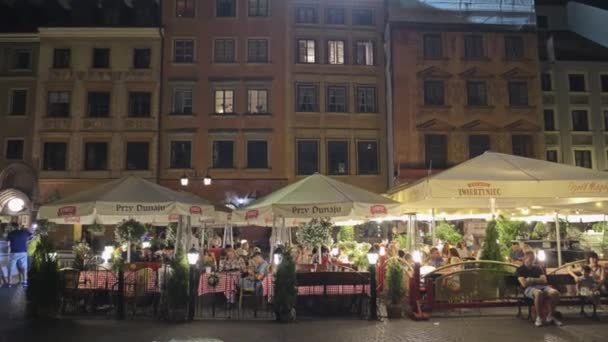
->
[296,272,370,286]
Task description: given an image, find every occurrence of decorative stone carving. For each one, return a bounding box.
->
[48,69,75,81]
[82,118,112,130]
[542,95,555,105]
[41,118,72,131]
[124,118,155,130]
[544,134,559,145]
[571,134,593,146]
[570,95,589,105]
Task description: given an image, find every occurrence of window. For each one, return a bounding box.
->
[247,89,268,114]
[464,35,483,59]
[508,81,528,106]
[574,150,592,168]
[92,48,110,68]
[217,0,236,17]
[466,81,487,106]
[47,91,70,117]
[357,86,376,113]
[327,141,348,175]
[247,39,269,63]
[468,135,490,158]
[84,142,108,170]
[133,48,151,69]
[53,49,70,69]
[568,74,586,92]
[512,135,533,157]
[12,49,31,70]
[544,109,556,131]
[128,92,151,117]
[42,142,67,171]
[214,39,235,63]
[601,75,608,93]
[355,41,374,66]
[353,9,373,26]
[174,39,194,63]
[295,7,317,23]
[247,140,268,169]
[297,39,316,63]
[357,141,379,175]
[170,141,191,168]
[126,142,149,170]
[87,92,111,117]
[172,88,193,114]
[425,134,447,168]
[296,84,318,112]
[546,149,558,162]
[541,73,552,91]
[5,139,23,160]
[327,86,347,112]
[423,34,442,59]
[248,0,268,17]
[296,140,319,175]
[9,90,27,116]
[572,110,589,131]
[212,141,235,168]
[537,15,548,29]
[327,40,345,65]
[424,80,445,106]
[504,36,524,59]
[604,111,608,131]
[176,0,195,17]
[214,89,234,113]
[326,8,345,25]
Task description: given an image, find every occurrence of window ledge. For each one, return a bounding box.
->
[502,57,532,62]
[171,62,198,66]
[169,112,196,117]
[90,67,111,71]
[506,105,535,110]
[420,57,449,62]
[244,113,272,117]
[9,68,32,72]
[571,131,592,134]
[210,112,238,117]
[461,57,491,62]
[210,167,237,171]
[465,105,494,110]
[544,131,559,134]
[6,114,27,118]
[246,61,272,65]
[213,61,239,65]
[569,91,590,95]
[295,111,321,114]
[356,173,381,177]
[354,111,378,114]
[244,168,272,172]
[421,104,451,109]
[167,167,194,171]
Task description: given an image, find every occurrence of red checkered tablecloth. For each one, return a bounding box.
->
[78,269,158,295]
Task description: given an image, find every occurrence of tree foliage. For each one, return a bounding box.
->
[274,249,297,323]
[496,216,524,255]
[435,220,462,245]
[480,220,504,262]
[296,218,334,249]
[165,252,189,313]
[27,235,61,317]
[386,258,405,305]
[337,225,355,242]
[114,219,147,245]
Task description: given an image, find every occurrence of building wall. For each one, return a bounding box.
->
[32,28,162,202]
[536,5,569,30]
[390,27,544,182]
[0,34,38,171]
[542,61,608,171]
[286,0,388,193]
[160,0,290,203]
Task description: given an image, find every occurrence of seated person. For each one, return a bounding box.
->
[239,252,268,296]
[516,251,562,327]
[220,248,245,272]
[510,242,524,263]
[427,247,444,268]
[576,265,601,309]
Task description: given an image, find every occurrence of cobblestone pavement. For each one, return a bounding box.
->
[2,287,608,342]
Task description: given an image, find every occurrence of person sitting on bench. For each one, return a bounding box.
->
[576,265,601,311]
[516,251,562,327]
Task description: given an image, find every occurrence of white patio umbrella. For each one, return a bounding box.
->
[387,151,608,265]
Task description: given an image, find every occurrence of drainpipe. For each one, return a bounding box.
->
[384,14,395,189]
[156,0,164,185]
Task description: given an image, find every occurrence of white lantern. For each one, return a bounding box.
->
[7,198,25,212]
[412,250,422,264]
[367,248,379,265]
[537,250,546,263]
[187,248,200,265]
[180,174,189,187]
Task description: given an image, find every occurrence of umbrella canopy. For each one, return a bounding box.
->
[388,152,608,213]
[234,173,402,226]
[38,176,217,224]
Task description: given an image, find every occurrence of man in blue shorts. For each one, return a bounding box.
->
[5,223,34,288]
[516,251,562,327]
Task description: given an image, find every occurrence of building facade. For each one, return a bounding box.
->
[387,0,544,184]
[286,0,388,193]
[32,28,162,203]
[160,0,290,204]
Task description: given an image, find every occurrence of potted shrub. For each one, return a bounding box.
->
[164,252,189,322]
[273,249,297,323]
[27,235,61,318]
[385,258,405,318]
[296,218,334,263]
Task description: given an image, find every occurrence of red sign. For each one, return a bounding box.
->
[467,182,491,188]
[370,205,388,215]
[189,206,203,215]
[245,210,259,220]
[57,206,77,217]
[168,214,179,221]
[63,217,80,223]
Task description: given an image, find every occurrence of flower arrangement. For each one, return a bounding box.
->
[72,241,92,270]
[114,219,147,245]
[87,222,106,236]
[296,218,334,249]
[207,273,220,288]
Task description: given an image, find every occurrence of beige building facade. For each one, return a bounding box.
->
[32,28,162,203]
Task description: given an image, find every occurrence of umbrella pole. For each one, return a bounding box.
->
[127,231,131,263]
[176,216,184,253]
[431,209,436,247]
[490,198,496,219]
[555,212,562,267]
[270,215,276,259]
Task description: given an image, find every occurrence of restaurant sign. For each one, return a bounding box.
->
[568,182,608,194]
[370,205,387,215]
[57,206,77,217]
[457,182,502,197]
[114,204,169,213]
[291,205,343,215]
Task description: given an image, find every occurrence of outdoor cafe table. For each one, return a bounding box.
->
[78,268,158,295]
[198,271,370,298]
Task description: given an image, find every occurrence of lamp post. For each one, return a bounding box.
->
[187,247,200,321]
[367,246,379,321]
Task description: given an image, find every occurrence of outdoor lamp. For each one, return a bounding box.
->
[7,198,25,212]
[141,241,151,249]
[203,173,212,186]
[412,250,422,264]
[187,247,200,265]
[180,174,189,187]
[48,252,57,261]
[379,246,386,257]
[367,247,379,265]
[537,250,546,263]
[330,247,339,257]
[273,247,284,266]
[102,246,114,263]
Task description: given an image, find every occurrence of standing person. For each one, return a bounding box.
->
[5,223,35,288]
[516,251,562,327]
[455,241,469,259]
